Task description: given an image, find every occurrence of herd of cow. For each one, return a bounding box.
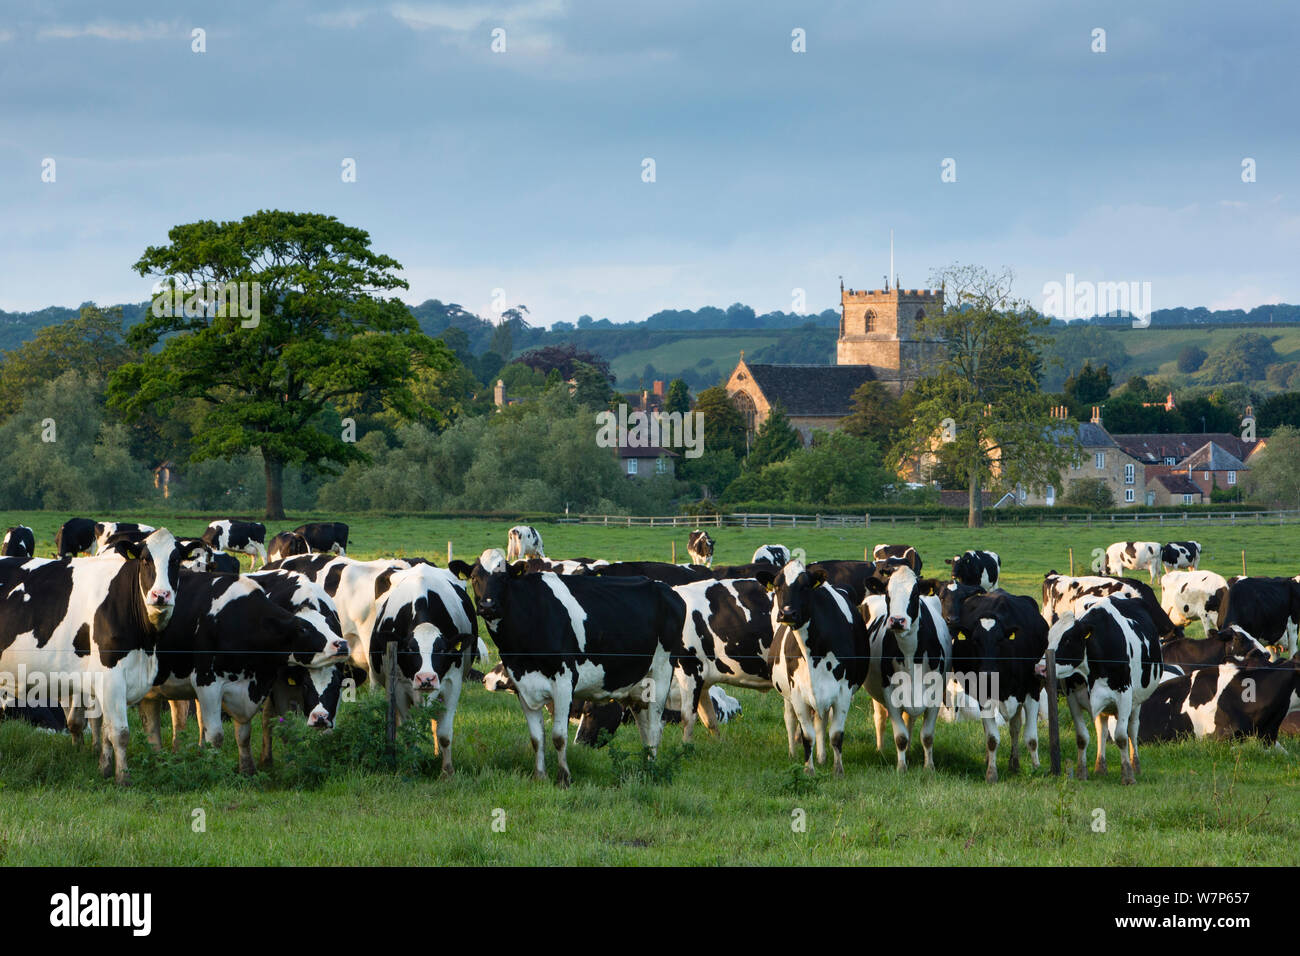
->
[1,518,1298,788]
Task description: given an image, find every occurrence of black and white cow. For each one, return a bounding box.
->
[946,550,1000,590]
[268,531,311,563]
[1103,541,1162,581]
[521,556,608,575]
[756,561,867,775]
[938,581,1047,781]
[1212,576,1300,658]
[2,526,34,558]
[670,576,775,741]
[751,544,791,566]
[137,570,349,774]
[506,525,544,561]
[93,522,156,555]
[1158,624,1274,680]
[1038,596,1162,783]
[293,522,349,555]
[0,529,197,783]
[596,561,714,586]
[1041,572,1182,641]
[872,543,922,573]
[1160,540,1202,573]
[1160,569,1229,631]
[366,564,479,775]
[1137,659,1300,747]
[861,565,952,772]
[54,518,97,557]
[449,549,685,787]
[687,530,715,567]
[201,519,268,569]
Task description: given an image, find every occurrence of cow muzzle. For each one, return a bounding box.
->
[307,705,333,729]
[888,616,908,631]
[1034,661,1047,677]
[328,638,349,658]
[414,670,440,692]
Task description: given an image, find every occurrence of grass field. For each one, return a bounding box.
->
[1,512,1297,866]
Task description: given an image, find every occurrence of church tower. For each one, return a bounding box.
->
[836,282,945,393]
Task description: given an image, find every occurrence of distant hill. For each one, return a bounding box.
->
[4,298,1297,394]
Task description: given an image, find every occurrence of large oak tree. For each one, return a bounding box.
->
[109,210,455,518]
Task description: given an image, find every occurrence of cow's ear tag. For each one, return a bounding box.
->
[287,677,297,686]
[955,634,965,641]
[764,582,775,592]
[1007,634,1015,641]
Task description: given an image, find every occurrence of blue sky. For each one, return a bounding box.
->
[1,0,1297,324]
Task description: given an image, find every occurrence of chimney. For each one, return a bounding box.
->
[494,379,506,408]
[653,380,664,398]
[1091,406,1101,425]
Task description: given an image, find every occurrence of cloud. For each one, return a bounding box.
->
[310,9,375,29]
[389,0,566,32]
[0,29,14,42]
[38,21,177,41]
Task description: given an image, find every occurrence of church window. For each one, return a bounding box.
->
[733,390,758,434]
[864,310,876,333]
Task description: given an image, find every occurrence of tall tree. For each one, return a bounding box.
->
[0,304,136,418]
[839,381,905,453]
[108,210,452,519]
[746,401,800,470]
[895,263,1076,527]
[664,378,691,416]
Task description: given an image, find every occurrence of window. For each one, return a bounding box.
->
[1095,452,1106,469]
[1164,457,1176,466]
[1125,489,1135,503]
[627,458,638,475]
[1045,485,1056,506]
[1183,494,1193,505]
[1124,463,1135,484]
[655,457,667,474]
[1228,470,1237,485]
[1204,471,1210,481]
[733,391,758,435]
[864,309,876,333]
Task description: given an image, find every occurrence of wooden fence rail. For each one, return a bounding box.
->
[553,509,1300,529]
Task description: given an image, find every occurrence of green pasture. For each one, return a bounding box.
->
[1,513,1297,866]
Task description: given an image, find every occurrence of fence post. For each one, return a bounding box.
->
[447,540,453,564]
[1046,649,1061,776]
[1068,547,1074,576]
[671,541,676,563]
[1242,550,1247,576]
[385,642,398,750]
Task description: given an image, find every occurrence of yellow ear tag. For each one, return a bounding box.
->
[1007,634,1015,640]
[287,677,297,686]
[956,634,966,641]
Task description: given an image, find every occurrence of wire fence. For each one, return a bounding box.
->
[556,509,1300,530]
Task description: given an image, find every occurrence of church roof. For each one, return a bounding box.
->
[739,363,876,418]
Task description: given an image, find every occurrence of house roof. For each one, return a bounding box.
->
[1111,432,1256,464]
[1047,421,1116,448]
[735,362,876,418]
[1183,443,1247,472]
[616,445,678,459]
[1154,473,1203,496]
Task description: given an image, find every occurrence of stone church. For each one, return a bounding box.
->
[724,281,944,443]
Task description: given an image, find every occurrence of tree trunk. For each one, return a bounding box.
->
[264,451,286,520]
[968,467,984,528]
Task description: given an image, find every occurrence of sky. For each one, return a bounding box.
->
[1,0,1297,325]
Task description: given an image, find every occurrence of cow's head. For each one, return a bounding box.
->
[378,569,480,693]
[939,580,984,631]
[573,701,629,747]
[449,549,524,622]
[1208,624,1277,665]
[688,530,715,564]
[482,662,515,693]
[755,559,825,629]
[864,564,941,635]
[1039,609,1096,680]
[113,528,200,629]
[268,598,350,669]
[280,663,347,729]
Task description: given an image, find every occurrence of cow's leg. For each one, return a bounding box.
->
[1023,694,1041,769]
[695,683,719,737]
[793,695,816,774]
[828,691,851,777]
[1113,698,1135,785]
[872,699,887,752]
[783,696,800,758]
[1093,712,1109,776]
[1007,703,1023,774]
[65,704,86,747]
[260,697,276,769]
[196,687,225,748]
[981,714,1000,783]
[550,681,573,789]
[1065,686,1090,781]
[98,676,131,785]
[169,700,192,751]
[812,710,826,765]
[252,541,268,570]
[139,697,164,752]
[1127,708,1142,778]
[431,675,464,776]
[919,707,940,771]
[520,699,548,781]
[887,703,910,772]
[676,672,703,743]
